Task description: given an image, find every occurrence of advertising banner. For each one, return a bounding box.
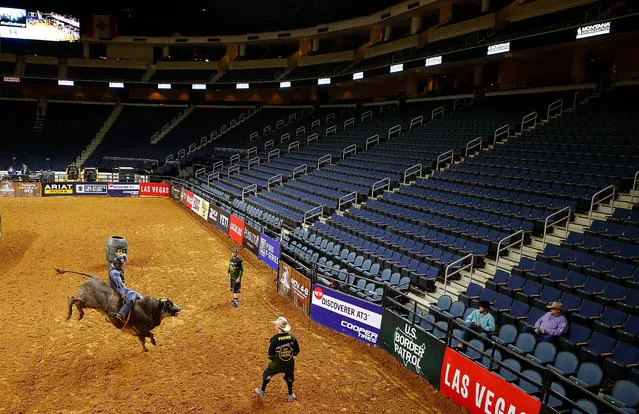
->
[179,187,187,204]
[9,181,41,197]
[217,208,230,234]
[0,180,14,197]
[229,214,244,245]
[74,182,108,196]
[258,233,280,270]
[310,284,383,346]
[207,203,220,226]
[42,182,75,196]
[243,223,260,256]
[107,182,139,197]
[380,309,446,388]
[198,198,210,221]
[440,348,542,414]
[184,190,194,209]
[191,194,202,214]
[140,182,171,197]
[171,185,181,200]
[278,261,311,316]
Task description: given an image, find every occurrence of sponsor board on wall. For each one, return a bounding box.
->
[74,183,108,195]
[107,182,139,197]
[42,182,75,196]
[278,261,311,316]
[258,233,280,270]
[207,203,220,226]
[380,309,445,388]
[191,194,202,214]
[198,198,210,221]
[228,215,244,245]
[184,190,194,209]
[0,180,15,197]
[140,182,171,197]
[310,284,383,346]
[179,187,187,204]
[440,347,542,414]
[217,208,230,234]
[13,181,42,197]
[171,185,181,200]
[243,223,260,255]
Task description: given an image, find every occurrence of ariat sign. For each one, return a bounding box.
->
[42,183,75,196]
[440,348,542,414]
[576,21,611,39]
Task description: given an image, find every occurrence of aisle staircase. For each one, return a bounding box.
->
[74,104,124,167]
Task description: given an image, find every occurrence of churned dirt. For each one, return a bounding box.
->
[0,197,465,414]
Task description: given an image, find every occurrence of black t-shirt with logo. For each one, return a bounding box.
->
[268,332,300,371]
[228,256,243,280]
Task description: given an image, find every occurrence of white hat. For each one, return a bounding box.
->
[272,316,291,332]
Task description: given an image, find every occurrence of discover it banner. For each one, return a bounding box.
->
[440,347,542,414]
[310,284,382,346]
[228,215,244,245]
[107,182,139,197]
[278,261,311,316]
[140,182,171,197]
[42,182,75,196]
[380,308,446,388]
[75,183,108,195]
[258,233,280,270]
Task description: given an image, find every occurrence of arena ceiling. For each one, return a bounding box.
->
[11,0,408,36]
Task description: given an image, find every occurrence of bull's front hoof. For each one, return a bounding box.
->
[142,348,149,352]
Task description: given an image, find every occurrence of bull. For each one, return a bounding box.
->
[58,269,180,352]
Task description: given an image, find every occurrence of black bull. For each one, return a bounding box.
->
[58,269,181,352]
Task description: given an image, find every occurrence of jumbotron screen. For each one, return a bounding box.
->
[0,6,80,41]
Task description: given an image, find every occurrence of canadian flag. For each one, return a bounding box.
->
[86,14,117,38]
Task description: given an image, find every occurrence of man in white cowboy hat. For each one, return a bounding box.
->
[255,316,300,402]
[523,301,568,342]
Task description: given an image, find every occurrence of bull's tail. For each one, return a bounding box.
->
[55,268,99,280]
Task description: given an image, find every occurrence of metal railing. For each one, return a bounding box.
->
[206,172,219,186]
[409,115,423,130]
[338,191,358,211]
[210,130,218,141]
[263,125,272,135]
[493,124,510,144]
[370,178,391,197]
[212,160,223,172]
[495,230,526,270]
[292,164,307,179]
[317,154,332,169]
[465,137,482,157]
[276,119,285,129]
[264,140,274,151]
[547,98,563,120]
[342,144,357,159]
[195,167,206,177]
[177,149,186,159]
[403,164,422,184]
[326,125,337,136]
[248,146,258,157]
[247,157,260,169]
[280,133,290,144]
[227,164,240,176]
[267,149,280,161]
[288,141,300,153]
[588,185,616,224]
[632,170,639,204]
[165,154,173,163]
[431,106,445,121]
[307,132,319,144]
[543,206,571,246]
[388,124,402,139]
[520,111,537,133]
[453,98,466,111]
[361,109,373,121]
[344,117,355,129]
[296,126,305,136]
[250,132,258,142]
[366,134,380,149]
[241,183,257,202]
[436,150,454,171]
[200,136,207,147]
[573,88,587,108]
[188,143,197,153]
[289,112,298,122]
[229,154,240,165]
[267,174,282,190]
[443,254,474,296]
[326,113,335,122]
[303,205,323,224]
[311,119,320,129]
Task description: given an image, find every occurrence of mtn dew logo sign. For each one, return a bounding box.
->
[380,308,445,388]
[394,322,427,374]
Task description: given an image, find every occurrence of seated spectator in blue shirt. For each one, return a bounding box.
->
[458,300,496,346]
[523,301,568,342]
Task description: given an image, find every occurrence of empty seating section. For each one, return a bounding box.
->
[24,63,57,78]
[84,105,185,167]
[285,61,351,80]
[0,61,14,75]
[0,100,113,170]
[67,66,145,81]
[149,69,216,82]
[219,67,283,82]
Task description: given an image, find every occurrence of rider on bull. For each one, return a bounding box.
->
[109,252,142,323]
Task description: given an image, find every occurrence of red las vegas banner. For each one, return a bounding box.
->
[228,215,245,245]
[184,190,195,209]
[440,348,541,414]
[139,182,171,197]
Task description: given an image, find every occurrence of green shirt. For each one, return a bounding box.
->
[228,256,243,280]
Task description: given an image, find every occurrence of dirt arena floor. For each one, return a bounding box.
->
[0,197,465,413]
